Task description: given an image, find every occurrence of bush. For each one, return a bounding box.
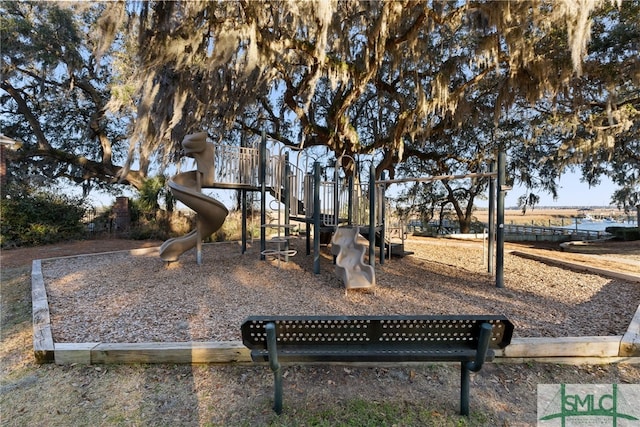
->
[0,190,87,247]
[126,209,195,241]
[605,226,640,241]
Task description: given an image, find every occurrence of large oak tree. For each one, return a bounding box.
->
[1,2,145,196]
[3,1,637,217]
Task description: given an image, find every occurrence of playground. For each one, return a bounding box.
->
[7,133,640,424]
[3,237,640,426]
[26,132,640,365]
[37,236,640,348]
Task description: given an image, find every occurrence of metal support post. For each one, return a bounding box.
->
[284,152,290,262]
[313,162,321,274]
[460,323,492,416]
[333,160,340,227]
[379,171,385,265]
[347,175,353,225]
[496,152,506,288]
[460,362,470,416]
[266,323,283,415]
[195,171,202,265]
[369,163,376,267]
[242,189,247,254]
[488,162,495,274]
[260,132,267,260]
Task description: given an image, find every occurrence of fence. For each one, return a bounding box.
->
[503,224,609,241]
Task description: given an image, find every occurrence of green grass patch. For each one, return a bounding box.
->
[0,266,32,337]
[238,399,488,427]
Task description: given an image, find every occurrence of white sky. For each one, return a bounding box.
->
[503,171,617,208]
[85,165,619,210]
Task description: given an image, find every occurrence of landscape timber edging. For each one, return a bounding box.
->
[32,259,54,363]
[510,250,640,283]
[621,303,640,357]
[49,336,640,365]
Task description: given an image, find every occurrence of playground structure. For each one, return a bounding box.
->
[160,132,393,289]
[161,131,508,288]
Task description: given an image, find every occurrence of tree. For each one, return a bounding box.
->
[99,0,619,181]
[474,1,639,213]
[135,175,172,217]
[0,2,147,198]
[531,0,640,211]
[394,107,499,232]
[4,0,636,218]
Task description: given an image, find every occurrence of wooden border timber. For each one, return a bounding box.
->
[54,342,252,365]
[46,337,640,365]
[500,336,622,358]
[32,260,54,363]
[51,337,630,365]
[621,303,640,357]
[510,251,640,283]
[497,356,640,364]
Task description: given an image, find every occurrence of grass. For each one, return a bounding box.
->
[1,266,31,334]
[2,241,640,426]
[249,400,489,427]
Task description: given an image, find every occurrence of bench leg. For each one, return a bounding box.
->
[460,323,493,416]
[266,322,283,414]
[460,362,470,416]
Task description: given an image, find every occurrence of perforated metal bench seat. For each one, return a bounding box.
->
[251,346,485,362]
[241,315,514,416]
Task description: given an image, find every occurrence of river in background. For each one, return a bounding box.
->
[560,219,637,232]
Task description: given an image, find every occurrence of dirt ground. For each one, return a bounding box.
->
[2,237,640,426]
[0,238,165,269]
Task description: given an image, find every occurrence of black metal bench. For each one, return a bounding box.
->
[241,315,513,416]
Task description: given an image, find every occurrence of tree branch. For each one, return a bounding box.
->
[0,81,51,150]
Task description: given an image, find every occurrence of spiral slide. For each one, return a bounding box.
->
[331,227,375,290]
[159,172,229,262]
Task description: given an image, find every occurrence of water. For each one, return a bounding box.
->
[559,220,637,232]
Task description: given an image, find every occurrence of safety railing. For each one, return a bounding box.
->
[212,144,260,186]
[208,142,384,228]
[503,224,609,241]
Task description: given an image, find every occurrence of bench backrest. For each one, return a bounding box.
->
[242,315,513,351]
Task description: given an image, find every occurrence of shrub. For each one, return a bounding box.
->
[605,226,640,241]
[0,190,87,247]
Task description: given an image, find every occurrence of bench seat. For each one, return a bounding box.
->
[251,346,488,362]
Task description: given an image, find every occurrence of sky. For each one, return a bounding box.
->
[85,168,619,211]
[502,171,618,208]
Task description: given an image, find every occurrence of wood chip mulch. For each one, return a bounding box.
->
[39,237,640,344]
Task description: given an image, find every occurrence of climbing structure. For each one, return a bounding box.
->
[159,132,389,283]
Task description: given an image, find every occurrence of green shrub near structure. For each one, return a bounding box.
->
[605,226,640,241]
[0,190,87,248]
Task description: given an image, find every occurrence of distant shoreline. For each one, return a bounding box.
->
[472,206,637,227]
[475,205,624,211]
